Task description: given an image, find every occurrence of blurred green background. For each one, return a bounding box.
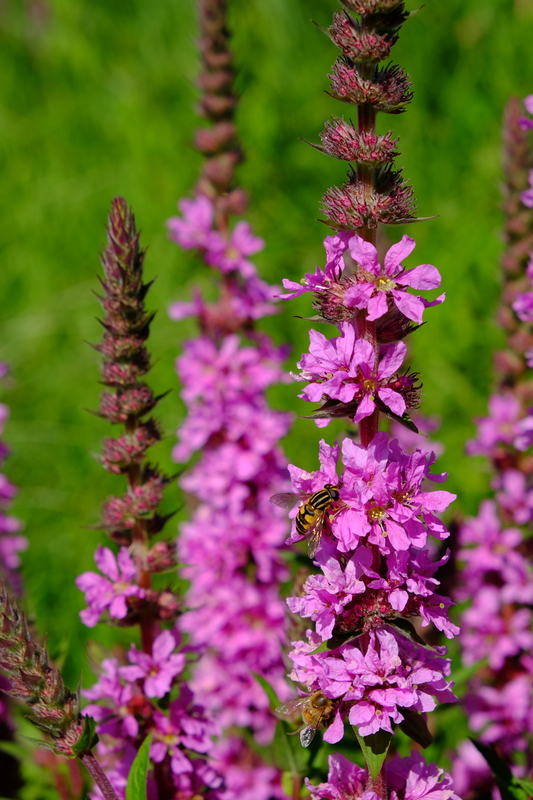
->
[0,0,530,708]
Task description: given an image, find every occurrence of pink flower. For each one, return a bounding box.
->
[296,322,408,421]
[513,291,533,321]
[306,751,461,800]
[167,195,214,249]
[75,546,145,628]
[119,629,186,698]
[521,169,533,207]
[466,393,522,456]
[518,94,533,130]
[387,751,461,800]
[280,232,352,300]
[205,221,264,278]
[344,235,443,324]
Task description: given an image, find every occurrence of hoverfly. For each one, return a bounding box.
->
[269,484,340,558]
[275,690,337,748]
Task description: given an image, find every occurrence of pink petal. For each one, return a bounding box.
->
[322,710,345,743]
[117,547,136,581]
[421,291,446,309]
[378,388,406,417]
[418,490,456,511]
[525,95,533,115]
[168,301,195,321]
[348,236,379,275]
[79,608,101,628]
[153,629,177,663]
[383,235,416,276]
[384,518,410,550]
[351,337,375,370]
[389,588,409,611]
[354,394,376,422]
[108,595,128,620]
[391,290,425,324]
[377,342,406,378]
[396,263,441,290]
[94,547,119,582]
[366,291,389,321]
[344,282,374,309]
[150,742,167,763]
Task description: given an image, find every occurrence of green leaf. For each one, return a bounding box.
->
[354,728,392,783]
[470,739,532,800]
[252,672,281,710]
[272,722,309,776]
[310,640,331,654]
[126,733,153,800]
[72,715,99,757]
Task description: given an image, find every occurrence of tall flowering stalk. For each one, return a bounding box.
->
[167,0,293,796]
[276,2,461,797]
[76,198,225,800]
[451,95,533,797]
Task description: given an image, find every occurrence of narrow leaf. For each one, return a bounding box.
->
[272,720,309,775]
[470,739,512,783]
[469,739,529,800]
[126,733,152,800]
[252,672,281,710]
[354,728,392,782]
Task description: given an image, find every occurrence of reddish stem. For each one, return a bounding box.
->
[369,768,388,800]
[125,420,159,655]
[79,752,120,800]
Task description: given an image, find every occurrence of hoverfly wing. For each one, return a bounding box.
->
[306,514,325,558]
[300,726,316,748]
[269,492,303,511]
[274,697,306,720]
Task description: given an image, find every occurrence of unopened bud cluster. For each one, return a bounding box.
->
[317,1,418,230]
[0,587,96,758]
[194,0,247,217]
[78,198,179,629]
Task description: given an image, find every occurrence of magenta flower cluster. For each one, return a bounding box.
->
[0,368,26,594]
[284,428,457,742]
[83,639,224,799]
[169,195,292,747]
[451,92,533,795]
[282,233,443,327]
[306,751,459,800]
[168,196,279,328]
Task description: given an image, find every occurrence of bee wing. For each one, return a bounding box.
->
[269,492,303,511]
[275,697,307,719]
[300,726,316,748]
[306,513,325,558]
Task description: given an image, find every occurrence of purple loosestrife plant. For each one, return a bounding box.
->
[275,2,460,797]
[76,198,225,800]
[451,95,533,798]
[166,3,291,797]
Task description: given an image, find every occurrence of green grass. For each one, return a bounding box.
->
[0,0,532,777]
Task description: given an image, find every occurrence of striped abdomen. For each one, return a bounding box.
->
[295,484,339,535]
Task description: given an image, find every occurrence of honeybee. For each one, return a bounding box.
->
[269,484,340,557]
[275,690,337,747]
